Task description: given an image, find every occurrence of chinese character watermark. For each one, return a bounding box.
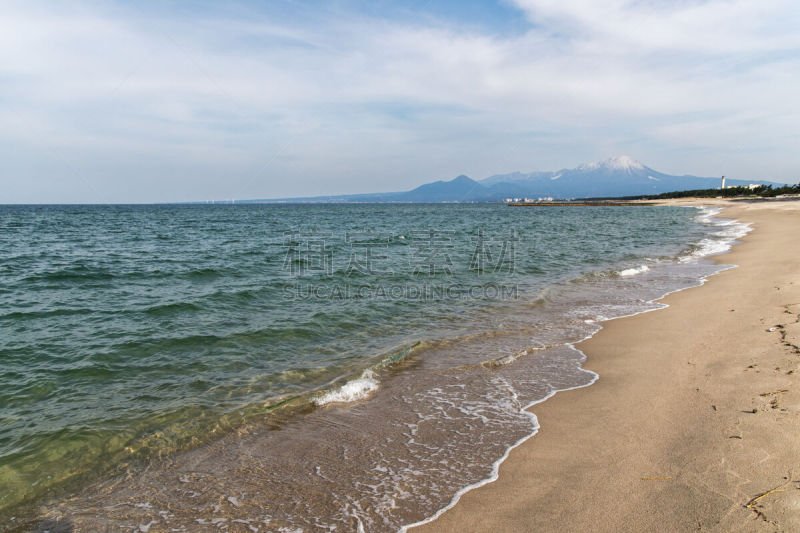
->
[345,231,393,276]
[410,229,455,275]
[280,227,520,302]
[283,230,333,276]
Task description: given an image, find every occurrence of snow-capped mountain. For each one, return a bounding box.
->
[245,157,781,203]
[578,155,644,172]
[477,156,775,199]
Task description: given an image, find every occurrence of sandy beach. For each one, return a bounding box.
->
[414,199,800,532]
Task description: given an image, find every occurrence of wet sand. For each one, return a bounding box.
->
[414,199,800,532]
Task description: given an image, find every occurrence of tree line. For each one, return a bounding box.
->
[617,183,800,200]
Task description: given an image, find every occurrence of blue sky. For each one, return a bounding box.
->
[1,0,799,203]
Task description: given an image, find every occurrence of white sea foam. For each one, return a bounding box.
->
[399,345,599,533]
[314,370,379,406]
[680,206,752,262]
[618,265,649,276]
[695,205,721,224]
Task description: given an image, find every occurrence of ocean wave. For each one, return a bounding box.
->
[313,369,380,406]
[21,267,115,284]
[142,301,205,316]
[181,267,224,280]
[0,307,95,321]
[694,205,722,224]
[680,206,751,262]
[485,345,546,367]
[618,265,650,277]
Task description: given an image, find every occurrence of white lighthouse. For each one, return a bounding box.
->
[720,176,726,190]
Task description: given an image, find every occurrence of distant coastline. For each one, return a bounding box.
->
[216,156,785,205]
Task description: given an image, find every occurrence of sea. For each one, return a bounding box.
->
[0,203,749,531]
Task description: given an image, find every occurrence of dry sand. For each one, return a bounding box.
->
[414,199,800,532]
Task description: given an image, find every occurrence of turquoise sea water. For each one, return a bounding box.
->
[0,204,745,528]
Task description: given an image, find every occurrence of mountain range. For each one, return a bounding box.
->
[243,156,782,203]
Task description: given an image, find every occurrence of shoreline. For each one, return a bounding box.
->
[413,199,800,532]
[402,224,735,532]
[9,201,780,531]
[400,345,600,533]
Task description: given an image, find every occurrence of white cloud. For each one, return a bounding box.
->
[0,0,798,202]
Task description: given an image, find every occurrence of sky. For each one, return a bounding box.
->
[1,0,799,203]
